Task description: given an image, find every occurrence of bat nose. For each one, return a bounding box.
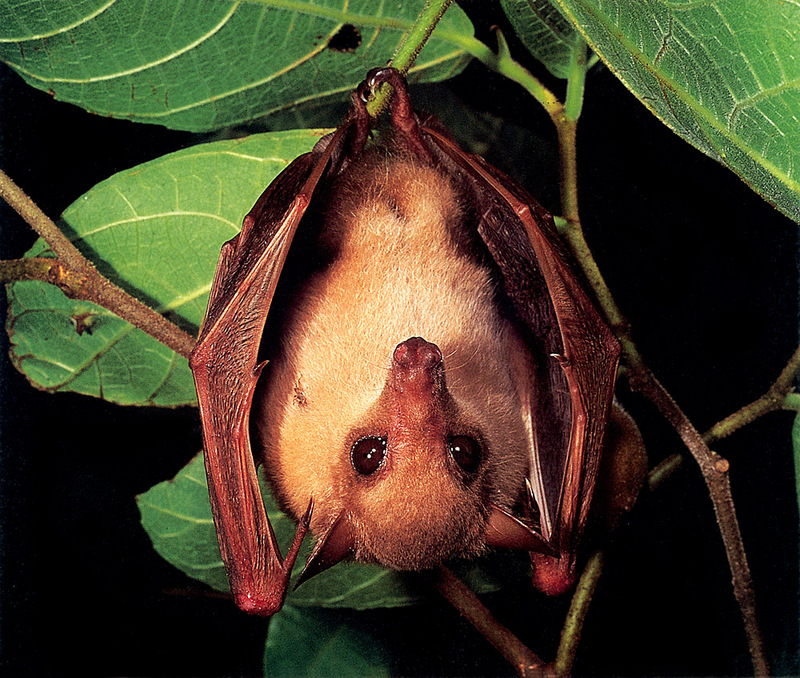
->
[392,337,442,370]
[387,336,449,424]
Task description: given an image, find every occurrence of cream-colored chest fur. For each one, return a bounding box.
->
[256,156,531,534]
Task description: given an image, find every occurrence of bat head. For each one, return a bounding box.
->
[258,322,545,576]
[341,336,489,570]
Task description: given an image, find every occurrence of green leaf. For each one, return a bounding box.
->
[501,0,580,79]
[137,451,228,589]
[6,130,326,405]
[138,451,423,604]
[137,451,527,608]
[0,0,473,132]
[549,0,800,222]
[6,280,195,406]
[264,606,391,678]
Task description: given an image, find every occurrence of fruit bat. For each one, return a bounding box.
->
[189,68,621,616]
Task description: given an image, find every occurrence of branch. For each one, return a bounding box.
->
[705,341,800,445]
[626,361,769,677]
[554,550,604,677]
[649,340,800,490]
[0,169,195,360]
[430,566,546,678]
[480,37,770,676]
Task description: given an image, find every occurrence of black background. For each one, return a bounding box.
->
[1,2,797,676]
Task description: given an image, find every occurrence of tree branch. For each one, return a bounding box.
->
[649,341,800,490]
[430,566,546,678]
[0,169,195,360]
[554,550,604,677]
[626,362,769,676]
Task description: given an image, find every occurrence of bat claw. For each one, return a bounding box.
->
[253,359,268,378]
[284,499,314,571]
[295,512,355,589]
[300,496,314,528]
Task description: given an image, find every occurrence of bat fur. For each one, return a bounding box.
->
[255,142,536,570]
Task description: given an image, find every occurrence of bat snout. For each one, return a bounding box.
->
[390,337,446,398]
[392,336,442,370]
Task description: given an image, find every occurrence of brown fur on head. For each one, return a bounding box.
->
[255,145,533,570]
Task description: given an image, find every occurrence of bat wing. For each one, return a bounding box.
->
[189,124,352,615]
[423,127,620,589]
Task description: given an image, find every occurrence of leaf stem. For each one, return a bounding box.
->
[459,32,562,119]
[430,566,545,677]
[564,39,589,122]
[554,550,604,677]
[367,0,454,117]
[0,169,196,360]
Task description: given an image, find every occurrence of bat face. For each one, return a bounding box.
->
[255,148,534,570]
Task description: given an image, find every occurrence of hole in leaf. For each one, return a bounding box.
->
[327,24,362,52]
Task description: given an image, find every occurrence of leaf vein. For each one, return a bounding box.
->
[4,3,239,84]
[0,0,119,42]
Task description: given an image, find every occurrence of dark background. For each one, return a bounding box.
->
[1,2,798,676]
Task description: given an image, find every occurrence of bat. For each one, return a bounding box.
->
[189,67,623,616]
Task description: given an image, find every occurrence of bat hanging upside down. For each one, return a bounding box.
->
[190,68,642,616]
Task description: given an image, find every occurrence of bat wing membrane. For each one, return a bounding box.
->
[189,125,351,615]
[423,128,620,557]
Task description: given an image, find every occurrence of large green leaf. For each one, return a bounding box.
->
[7,276,195,406]
[138,451,527,608]
[0,0,473,132]
[550,0,800,222]
[501,0,580,79]
[6,130,327,405]
[264,606,391,677]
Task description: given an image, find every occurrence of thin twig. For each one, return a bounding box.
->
[649,341,800,490]
[0,169,195,360]
[554,550,603,676]
[431,566,546,678]
[705,342,800,445]
[366,0,454,117]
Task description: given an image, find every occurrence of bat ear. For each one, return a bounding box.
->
[295,512,355,588]
[485,505,557,556]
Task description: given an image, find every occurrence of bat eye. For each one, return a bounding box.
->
[351,436,387,475]
[449,436,482,474]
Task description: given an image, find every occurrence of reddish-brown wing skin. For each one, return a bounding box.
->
[189,123,353,616]
[422,125,621,590]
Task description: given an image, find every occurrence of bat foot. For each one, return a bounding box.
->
[530,553,576,597]
[233,591,284,618]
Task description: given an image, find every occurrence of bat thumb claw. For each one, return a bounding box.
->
[253,360,268,378]
[300,496,314,528]
[484,505,556,556]
[295,512,355,589]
